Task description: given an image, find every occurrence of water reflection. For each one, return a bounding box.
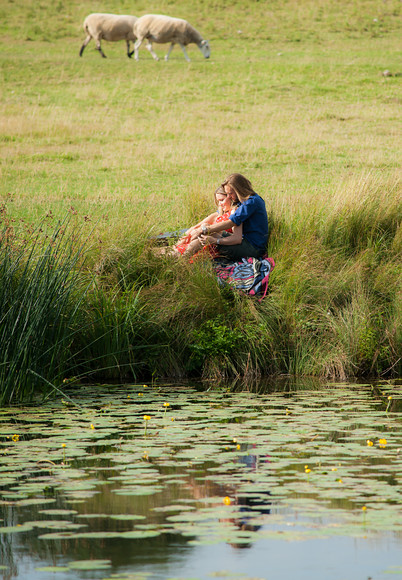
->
[0,448,272,576]
[222,445,271,546]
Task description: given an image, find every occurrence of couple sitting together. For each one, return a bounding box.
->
[174,173,269,261]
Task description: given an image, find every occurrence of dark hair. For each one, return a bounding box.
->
[222,173,256,200]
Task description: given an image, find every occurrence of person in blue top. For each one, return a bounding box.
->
[194,173,269,260]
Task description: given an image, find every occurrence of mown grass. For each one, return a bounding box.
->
[0,0,401,403]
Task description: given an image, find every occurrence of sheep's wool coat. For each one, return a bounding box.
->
[84,14,138,41]
[134,15,203,45]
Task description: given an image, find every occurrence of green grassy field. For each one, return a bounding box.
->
[0,0,401,402]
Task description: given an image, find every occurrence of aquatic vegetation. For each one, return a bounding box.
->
[0,381,401,577]
[143,415,151,437]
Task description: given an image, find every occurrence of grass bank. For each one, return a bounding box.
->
[0,0,401,403]
[1,171,400,405]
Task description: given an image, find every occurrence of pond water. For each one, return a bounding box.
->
[0,380,401,580]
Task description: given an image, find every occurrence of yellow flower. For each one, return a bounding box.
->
[305,468,311,474]
[236,444,241,450]
[90,424,95,429]
[379,438,387,448]
[143,415,151,421]
[304,465,309,469]
[62,443,66,448]
[223,496,231,505]
[143,385,148,388]
[127,395,131,398]
[387,396,392,401]
[362,506,367,511]
[163,402,170,407]
[366,440,373,446]
[11,434,19,442]
[233,438,237,443]
[338,479,343,483]
[138,393,143,397]
[331,467,338,471]
[171,418,175,422]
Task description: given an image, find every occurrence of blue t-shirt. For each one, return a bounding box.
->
[230,194,269,250]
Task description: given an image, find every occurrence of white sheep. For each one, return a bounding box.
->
[133,14,210,62]
[79,13,138,59]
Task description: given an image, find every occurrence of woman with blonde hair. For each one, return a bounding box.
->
[195,173,269,260]
[173,186,242,258]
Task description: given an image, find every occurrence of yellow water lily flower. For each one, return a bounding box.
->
[223,496,231,505]
[12,434,19,442]
[379,438,387,447]
[366,440,373,446]
[143,415,151,421]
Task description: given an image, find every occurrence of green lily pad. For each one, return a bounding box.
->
[68,559,112,570]
[0,524,33,533]
[34,566,70,573]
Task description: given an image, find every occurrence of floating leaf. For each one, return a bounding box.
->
[68,559,112,570]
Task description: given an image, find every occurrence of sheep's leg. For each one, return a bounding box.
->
[94,37,107,58]
[134,38,143,60]
[79,35,92,57]
[146,41,159,61]
[127,40,134,58]
[164,43,175,61]
[179,44,191,62]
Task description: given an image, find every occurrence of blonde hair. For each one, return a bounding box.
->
[222,173,256,201]
[213,185,232,216]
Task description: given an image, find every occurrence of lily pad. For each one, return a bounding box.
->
[68,559,112,570]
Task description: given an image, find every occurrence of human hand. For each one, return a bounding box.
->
[192,227,202,239]
[199,235,214,246]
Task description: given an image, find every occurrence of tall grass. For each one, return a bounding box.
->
[0,213,89,405]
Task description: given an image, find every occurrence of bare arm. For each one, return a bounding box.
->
[192,219,235,239]
[219,222,242,245]
[178,212,219,243]
[200,222,243,246]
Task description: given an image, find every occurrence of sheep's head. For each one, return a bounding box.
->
[200,40,211,59]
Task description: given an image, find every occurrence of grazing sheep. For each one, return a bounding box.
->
[79,13,138,59]
[133,14,210,62]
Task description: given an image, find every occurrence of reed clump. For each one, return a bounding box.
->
[0,211,89,405]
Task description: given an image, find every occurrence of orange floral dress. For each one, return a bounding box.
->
[175,211,232,257]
